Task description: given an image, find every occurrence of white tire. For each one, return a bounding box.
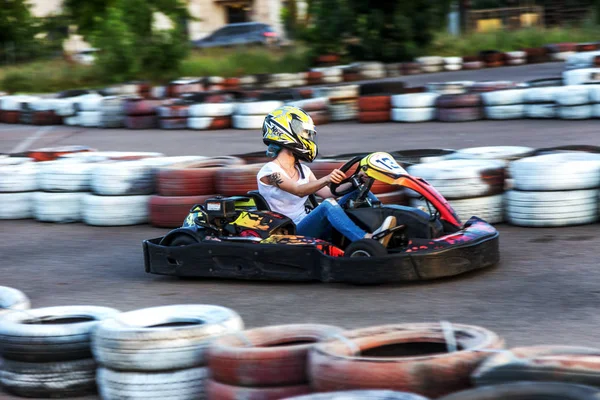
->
[523,87,558,103]
[65,115,80,126]
[412,194,504,224]
[0,192,33,219]
[235,101,283,115]
[558,105,593,120]
[551,51,575,61]
[588,85,600,103]
[449,146,534,162]
[416,56,443,66]
[390,107,435,122]
[330,102,357,121]
[322,75,344,84]
[391,93,440,108]
[0,358,97,398]
[525,103,556,119]
[187,117,227,130]
[0,159,37,192]
[78,111,102,127]
[444,57,463,65]
[189,103,235,117]
[33,192,84,223]
[232,114,264,129]
[360,70,386,79]
[484,104,525,120]
[443,64,462,71]
[0,286,30,315]
[37,159,106,192]
[92,305,243,371]
[77,94,104,111]
[505,51,526,59]
[407,159,505,199]
[0,306,120,362]
[97,367,207,400]
[565,52,600,70]
[562,67,600,85]
[82,194,151,226]
[481,89,525,106]
[90,157,198,196]
[311,67,343,77]
[421,65,444,73]
[314,85,359,101]
[506,189,599,227]
[239,75,258,85]
[509,153,600,191]
[553,85,590,106]
[0,96,38,111]
[506,59,526,66]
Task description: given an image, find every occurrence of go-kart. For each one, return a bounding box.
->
[143,152,499,284]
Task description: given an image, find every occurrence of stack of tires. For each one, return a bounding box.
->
[524,47,549,64]
[264,73,307,89]
[288,97,331,125]
[233,100,283,129]
[306,71,324,86]
[554,85,592,120]
[353,62,386,80]
[216,163,263,196]
[416,56,444,73]
[204,76,225,91]
[0,305,120,398]
[546,42,577,62]
[315,85,360,122]
[504,51,526,66]
[401,62,422,75]
[0,96,37,124]
[75,95,104,128]
[407,159,506,224]
[506,153,600,227]
[480,50,505,68]
[189,102,236,130]
[93,305,244,400]
[166,78,203,98]
[391,93,439,122]
[462,56,484,70]
[124,98,162,129]
[385,63,403,77]
[19,98,63,125]
[443,57,463,71]
[308,323,504,398]
[206,324,343,399]
[435,93,483,122]
[0,286,30,316]
[482,89,525,120]
[524,87,558,119]
[55,93,101,126]
[151,157,245,228]
[358,95,391,123]
[562,67,600,86]
[158,103,190,130]
[311,67,344,84]
[0,158,37,220]
[100,96,127,128]
[84,156,208,226]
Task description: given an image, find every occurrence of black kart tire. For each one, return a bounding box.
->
[344,239,388,257]
[171,235,200,247]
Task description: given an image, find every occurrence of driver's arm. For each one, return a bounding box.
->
[310,171,353,198]
[260,169,345,197]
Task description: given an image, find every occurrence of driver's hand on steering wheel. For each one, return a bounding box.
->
[327,169,346,184]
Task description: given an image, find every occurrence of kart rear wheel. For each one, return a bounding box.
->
[170,235,199,247]
[344,239,387,258]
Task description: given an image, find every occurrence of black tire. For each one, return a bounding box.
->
[438,382,600,400]
[169,234,200,247]
[344,239,388,258]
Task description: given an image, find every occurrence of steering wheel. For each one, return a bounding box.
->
[329,155,369,197]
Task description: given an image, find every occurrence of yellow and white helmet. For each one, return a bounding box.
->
[262,105,317,162]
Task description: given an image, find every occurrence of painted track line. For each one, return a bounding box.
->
[10,126,54,153]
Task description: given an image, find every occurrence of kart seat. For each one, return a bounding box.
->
[247,190,272,211]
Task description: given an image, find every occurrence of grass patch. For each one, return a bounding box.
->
[425,26,600,56]
[0,45,312,93]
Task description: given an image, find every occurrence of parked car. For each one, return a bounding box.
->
[193,22,280,48]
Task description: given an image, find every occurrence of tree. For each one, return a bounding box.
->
[0,0,43,63]
[84,0,191,81]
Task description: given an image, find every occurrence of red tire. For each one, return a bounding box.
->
[27,146,96,162]
[216,164,262,196]
[159,118,188,130]
[157,157,245,196]
[123,99,162,116]
[309,323,504,398]
[485,61,504,68]
[316,54,340,64]
[358,96,391,112]
[307,71,323,80]
[358,110,390,123]
[206,379,311,400]
[435,94,482,108]
[149,195,215,228]
[343,73,361,82]
[462,61,484,70]
[125,115,158,129]
[207,324,343,386]
[30,111,62,125]
[436,107,483,122]
[1,111,20,124]
[576,43,598,52]
[223,77,240,88]
[200,116,231,130]
[308,78,324,86]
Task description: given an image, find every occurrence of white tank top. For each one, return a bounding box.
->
[257,162,312,224]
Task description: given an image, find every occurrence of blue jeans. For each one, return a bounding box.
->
[296,190,379,242]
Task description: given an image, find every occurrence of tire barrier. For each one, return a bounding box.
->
[435,94,483,122]
[314,85,359,122]
[0,286,30,316]
[233,100,284,129]
[308,323,505,398]
[358,96,391,123]
[0,305,120,398]
[391,93,439,122]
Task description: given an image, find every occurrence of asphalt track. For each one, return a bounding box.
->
[3,61,600,399]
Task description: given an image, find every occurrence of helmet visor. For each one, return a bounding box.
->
[292,119,317,142]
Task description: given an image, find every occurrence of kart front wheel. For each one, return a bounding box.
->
[344,239,387,258]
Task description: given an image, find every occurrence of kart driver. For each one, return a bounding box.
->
[257,105,397,247]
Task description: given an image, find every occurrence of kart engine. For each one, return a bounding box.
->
[203,197,238,229]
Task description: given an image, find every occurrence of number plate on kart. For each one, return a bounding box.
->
[206,202,221,211]
[367,152,405,175]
